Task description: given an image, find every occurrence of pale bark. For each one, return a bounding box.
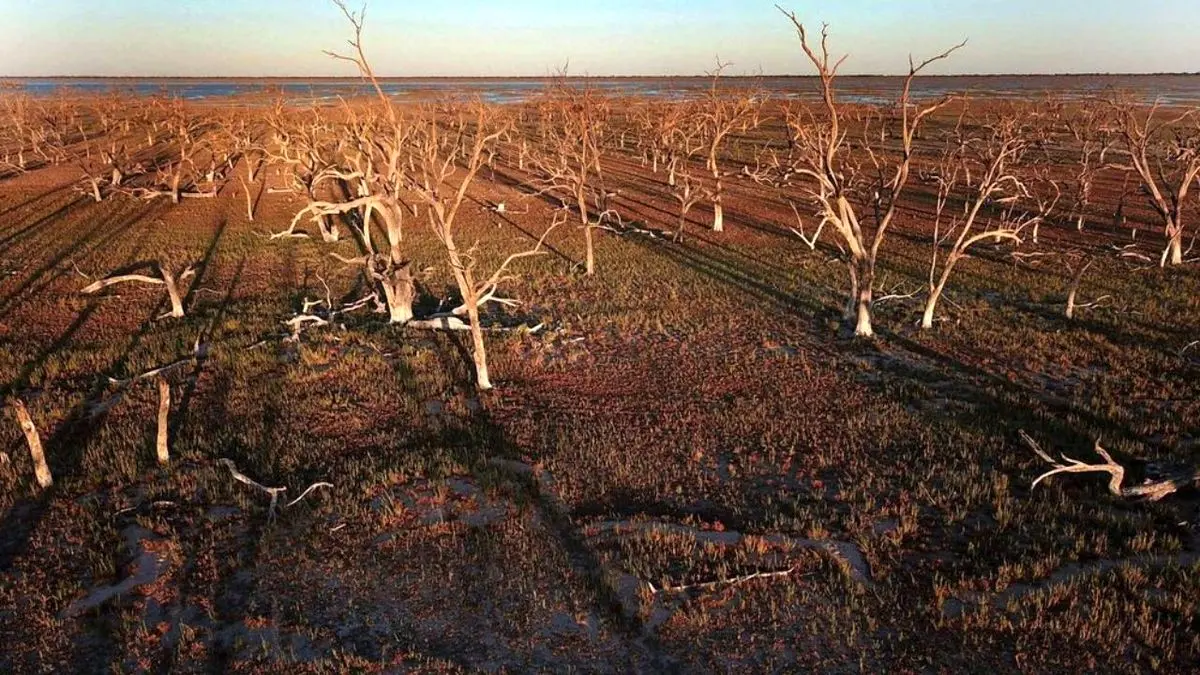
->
[1165,231,1184,267]
[11,400,52,489]
[161,268,186,319]
[80,263,194,319]
[156,376,170,465]
[780,9,963,338]
[1023,431,1200,501]
[375,259,415,324]
[584,223,595,276]
[238,176,255,222]
[1065,259,1093,320]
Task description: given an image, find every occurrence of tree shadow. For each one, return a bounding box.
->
[0,199,165,323]
[0,292,169,573]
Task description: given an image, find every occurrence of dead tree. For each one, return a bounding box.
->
[921,113,1036,329]
[1108,101,1200,266]
[128,106,218,203]
[80,259,196,319]
[779,5,964,336]
[1062,252,1111,320]
[326,1,553,389]
[1064,103,1116,232]
[311,2,429,321]
[528,77,610,276]
[9,398,52,489]
[697,62,760,233]
[268,115,363,244]
[671,169,703,243]
[413,104,548,390]
[634,101,685,177]
[1022,431,1200,502]
[330,251,416,324]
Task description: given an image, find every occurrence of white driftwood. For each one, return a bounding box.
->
[218,458,333,521]
[11,399,52,488]
[81,263,196,319]
[647,566,800,595]
[1022,430,1200,501]
[155,376,170,465]
[407,316,472,331]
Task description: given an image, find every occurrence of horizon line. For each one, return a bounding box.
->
[4,72,1200,80]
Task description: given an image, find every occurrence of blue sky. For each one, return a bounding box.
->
[1,0,1197,76]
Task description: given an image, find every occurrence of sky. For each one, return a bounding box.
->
[0,0,1197,77]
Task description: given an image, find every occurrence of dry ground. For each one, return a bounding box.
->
[1,99,1199,674]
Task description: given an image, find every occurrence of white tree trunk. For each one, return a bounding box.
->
[376,260,415,324]
[854,293,874,337]
[922,259,957,330]
[712,200,724,233]
[1165,232,1184,266]
[162,270,186,319]
[584,225,595,276]
[318,215,340,243]
[468,304,493,391]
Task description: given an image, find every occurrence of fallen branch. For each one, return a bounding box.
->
[217,458,333,521]
[406,316,472,331]
[155,376,170,465]
[9,399,52,488]
[107,341,208,388]
[585,519,872,585]
[283,314,330,342]
[81,261,197,319]
[647,565,801,595]
[1021,430,1200,501]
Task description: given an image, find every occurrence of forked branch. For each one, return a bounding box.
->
[81,260,197,319]
[1021,430,1200,501]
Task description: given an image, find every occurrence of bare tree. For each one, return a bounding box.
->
[327,1,555,390]
[670,169,703,243]
[527,76,610,276]
[696,62,760,233]
[1062,252,1110,320]
[413,103,553,389]
[779,5,965,336]
[1109,101,1200,266]
[920,112,1037,329]
[1064,103,1116,232]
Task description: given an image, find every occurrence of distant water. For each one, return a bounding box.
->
[5,75,1200,105]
